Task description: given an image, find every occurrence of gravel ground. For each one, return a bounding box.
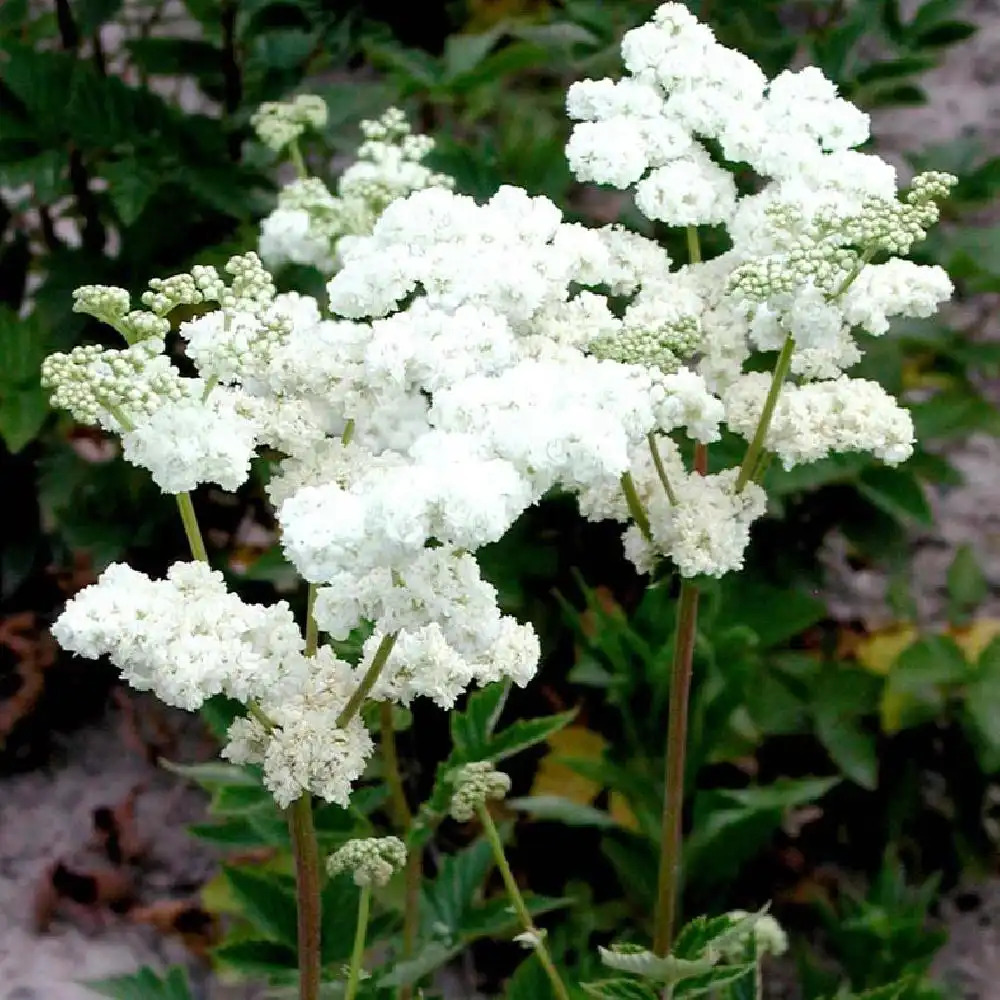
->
[2,2,1000,998]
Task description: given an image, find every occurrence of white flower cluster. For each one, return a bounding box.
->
[222,646,373,807]
[46,2,956,809]
[259,107,453,274]
[51,562,304,711]
[566,2,954,388]
[723,374,915,469]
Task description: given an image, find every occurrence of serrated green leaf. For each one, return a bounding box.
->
[199,695,245,741]
[598,945,716,982]
[508,795,619,828]
[213,938,298,976]
[0,383,48,452]
[852,55,937,84]
[84,966,194,1000]
[378,941,460,988]
[864,83,927,107]
[102,159,161,226]
[188,817,273,847]
[914,20,976,47]
[910,389,1000,438]
[162,966,196,1000]
[947,544,988,619]
[459,892,569,940]
[449,682,510,756]
[443,27,504,78]
[891,635,969,687]
[321,874,362,965]
[125,37,223,78]
[0,149,66,202]
[815,710,878,789]
[73,0,125,33]
[421,836,493,934]
[582,979,659,1000]
[485,709,577,762]
[211,782,276,816]
[717,578,825,648]
[674,961,757,999]
[857,466,933,526]
[507,953,557,1000]
[223,866,299,946]
[161,758,261,788]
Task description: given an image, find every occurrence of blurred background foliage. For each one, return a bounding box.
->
[2,0,1000,996]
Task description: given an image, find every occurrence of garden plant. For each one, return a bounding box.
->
[24,2,979,999]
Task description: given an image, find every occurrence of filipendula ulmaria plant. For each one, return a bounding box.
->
[42,4,955,997]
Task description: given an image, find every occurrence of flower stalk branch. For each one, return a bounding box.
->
[379,704,421,1000]
[288,794,323,1000]
[344,886,373,1000]
[648,432,678,505]
[337,633,398,728]
[175,493,208,563]
[478,804,572,1000]
[734,335,796,492]
[621,471,653,542]
[652,579,700,956]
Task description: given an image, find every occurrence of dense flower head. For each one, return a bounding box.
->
[723,374,915,468]
[222,646,373,807]
[52,562,305,710]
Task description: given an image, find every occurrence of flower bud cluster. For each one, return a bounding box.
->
[41,339,186,432]
[259,106,453,275]
[449,762,511,822]
[327,837,407,887]
[251,93,327,151]
[590,315,700,373]
[72,285,171,344]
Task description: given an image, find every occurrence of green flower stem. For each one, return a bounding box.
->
[175,493,208,562]
[378,704,422,1000]
[652,579,700,957]
[344,885,372,1000]
[305,583,319,658]
[288,794,323,1000]
[379,704,411,833]
[289,139,308,179]
[247,701,276,730]
[336,633,398,729]
[831,244,877,300]
[341,418,356,446]
[621,471,653,542]
[734,335,796,493]
[685,225,702,265]
[647,433,678,505]
[400,850,422,1000]
[477,804,572,1000]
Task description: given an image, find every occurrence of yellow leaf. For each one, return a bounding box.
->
[854,624,919,676]
[949,619,1000,663]
[201,870,241,916]
[609,790,640,832]
[531,725,606,805]
[465,0,547,29]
